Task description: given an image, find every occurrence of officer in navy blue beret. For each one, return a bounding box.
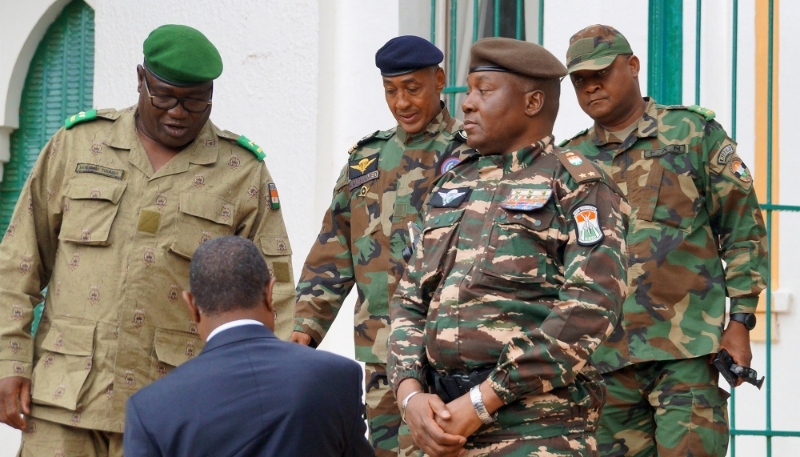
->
[291,34,476,457]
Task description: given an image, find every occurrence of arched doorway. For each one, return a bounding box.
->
[0,0,94,333]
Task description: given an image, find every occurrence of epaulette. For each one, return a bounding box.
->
[668,104,716,121]
[217,130,265,161]
[558,128,589,147]
[556,149,602,184]
[348,129,396,154]
[64,109,121,129]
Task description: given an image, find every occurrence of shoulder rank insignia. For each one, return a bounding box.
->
[501,188,552,211]
[236,136,266,162]
[686,105,716,121]
[556,150,600,183]
[573,205,604,246]
[558,128,589,147]
[430,187,471,208]
[65,110,98,129]
[347,129,396,154]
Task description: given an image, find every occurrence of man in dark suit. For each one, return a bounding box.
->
[123,236,374,457]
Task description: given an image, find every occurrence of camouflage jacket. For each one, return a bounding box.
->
[388,136,630,441]
[565,98,768,372]
[0,107,295,432]
[294,107,477,364]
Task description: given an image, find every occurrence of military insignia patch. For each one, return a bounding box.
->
[568,156,583,166]
[717,144,735,164]
[75,163,125,180]
[348,156,380,191]
[501,188,552,211]
[236,135,266,161]
[730,158,752,183]
[430,187,471,207]
[268,183,280,210]
[440,157,461,174]
[573,205,604,246]
[64,109,98,129]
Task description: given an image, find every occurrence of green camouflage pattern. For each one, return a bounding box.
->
[564,98,768,373]
[294,106,476,363]
[460,433,597,456]
[388,136,630,443]
[364,362,417,457]
[566,24,633,74]
[598,358,729,457]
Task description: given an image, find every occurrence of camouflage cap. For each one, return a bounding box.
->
[565,24,633,74]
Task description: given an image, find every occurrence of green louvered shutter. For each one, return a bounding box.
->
[1,0,94,334]
[1,0,94,231]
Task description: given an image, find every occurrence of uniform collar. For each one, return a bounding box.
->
[502,134,555,174]
[104,106,220,178]
[590,97,659,149]
[395,103,455,145]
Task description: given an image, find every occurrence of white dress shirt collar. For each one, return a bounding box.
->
[206,319,264,342]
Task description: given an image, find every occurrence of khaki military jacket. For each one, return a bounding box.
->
[294,107,476,364]
[0,107,294,432]
[565,98,768,372]
[389,136,630,441]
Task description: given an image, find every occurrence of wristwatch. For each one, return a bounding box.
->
[469,385,497,425]
[400,391,421,423]
[729,313,756,331]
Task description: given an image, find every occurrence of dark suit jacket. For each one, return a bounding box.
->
[124,324,374,457]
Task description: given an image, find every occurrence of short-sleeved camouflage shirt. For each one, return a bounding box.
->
[565,98,768,372]
[294,107,477,364]
[388,136,630,441]
[0,107,295,432]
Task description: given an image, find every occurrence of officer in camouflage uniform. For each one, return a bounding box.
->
[562,25,768,457]
[292,35,476,456]
[0,25,294,456]
[389,38,629,457]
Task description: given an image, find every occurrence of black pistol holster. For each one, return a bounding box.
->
[426,368,493,403]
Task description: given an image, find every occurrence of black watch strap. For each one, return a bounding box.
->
[729,313,756,331]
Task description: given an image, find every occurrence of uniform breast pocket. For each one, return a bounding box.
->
[150,328,203,380]
[170,192,235,259]
[420,208,464,274]
[59,180,127,246]
[638,164,700,232]
[481,208,555,284]
[31,319,96,411]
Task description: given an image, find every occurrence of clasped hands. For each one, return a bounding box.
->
[397,379,503,457]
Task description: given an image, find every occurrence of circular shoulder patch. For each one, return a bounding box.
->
[440,157,461,174]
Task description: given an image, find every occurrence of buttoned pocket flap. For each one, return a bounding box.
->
[40,320,95,356]
[260,234,293,256]
[154,328,202,367]
[66,180,127,204]
[496,208,555,233]
[424,209,465,231]
[179,192,234,227]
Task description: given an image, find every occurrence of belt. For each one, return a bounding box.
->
[426,368,494,403]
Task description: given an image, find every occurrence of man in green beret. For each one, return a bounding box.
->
[388,37,629,456]
[0,24,295,456]
[562,24,767,457]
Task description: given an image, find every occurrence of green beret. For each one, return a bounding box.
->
[143,24,223,86]
[469,37,567,79]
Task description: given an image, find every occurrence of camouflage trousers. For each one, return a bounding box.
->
[365,362,418,457]
[18,416,123,457]
[597,357,730,457]
[429,433,597,457]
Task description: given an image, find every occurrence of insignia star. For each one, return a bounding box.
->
[579,173,587,178]
[350,157,376,173]
[438,189,466,205]
[588,171,597,176]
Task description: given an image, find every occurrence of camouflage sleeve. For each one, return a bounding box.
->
[386,211,432,393]
[0,132,66,380]
[244,163,295,340]
[294,162,355,344]
[704,123,768,314]
[488,175,630,404]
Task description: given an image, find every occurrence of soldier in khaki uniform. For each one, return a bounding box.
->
[0,25,294,456]
[291,36,475,456]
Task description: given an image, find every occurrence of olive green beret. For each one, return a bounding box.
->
[469,37,567,79]
[143,24,223,86]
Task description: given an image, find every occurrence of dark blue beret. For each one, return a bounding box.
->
[375,35,443,76]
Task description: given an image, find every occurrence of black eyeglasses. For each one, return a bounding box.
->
[142,73,213,113]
